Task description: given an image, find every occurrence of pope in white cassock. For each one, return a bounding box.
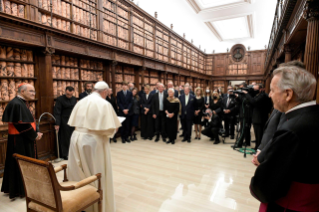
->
[67,81,122,212]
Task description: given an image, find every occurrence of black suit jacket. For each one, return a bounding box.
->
[179,94,197,120]
[246,92,272,124]
[79,92,88,100]
[216,96,237,116]
[257,110,287,162]
[152,92,167,116]
[117,90,133,116]
[140,93,154,114]
[250,105,319,205]
[106,95,118,114]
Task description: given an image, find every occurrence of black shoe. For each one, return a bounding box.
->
[133,135,137,141]
[230,135,234,139]
[63,156,68,160]
[224,134,229,137]
[122,139,126,143]
[179,134,184,138]
[187,139,191,143]
[171,140,175,144]
[163,138,167,142]
[182,138,187,142]
[210,138,215,141]
[231,145,242,148]
[166,140,171,144]
[143,137,147,140]
[198,137,201,140]
[251,140,256,143]
[155,136,159,142]
[113,138,117,143]
[149,137,153,140]
[195,136,198,139]
[126,138,131,143]
[213,140,220,144]
[130,136,134,141]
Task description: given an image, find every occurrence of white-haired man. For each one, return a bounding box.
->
[152,83,167,142]
[164,81,178,97]
[250,65,319,211]
[67,81,121,212]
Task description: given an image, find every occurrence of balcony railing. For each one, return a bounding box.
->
[264,0,298,71]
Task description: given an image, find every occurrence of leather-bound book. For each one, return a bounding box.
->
[6,62,14,76]
[14,63,21,77]
[0,46,6,59]
[21,63,28,77]
[27,64,34,77]
[26,50,33,61]
[8,79,16,100]
[6,47,13,59]
[1,79,9,101]
[0,62,6,76]
[20,49,27,61]
[18,5,24,18]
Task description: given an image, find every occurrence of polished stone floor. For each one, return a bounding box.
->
[0,132,259,212]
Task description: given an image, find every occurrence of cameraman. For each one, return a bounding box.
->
[216,86,238,139]
[232,83,253,148]
[202,109,222,144]
[243,84,272,151]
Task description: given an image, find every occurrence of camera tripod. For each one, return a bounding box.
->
[232,100,256,158]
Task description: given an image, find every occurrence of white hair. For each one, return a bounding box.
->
[273,66,317,103]
[18,84,28,94]
[158,83,164,88]
[168,88,175,93]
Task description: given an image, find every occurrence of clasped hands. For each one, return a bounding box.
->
[251,151,261,167]
[165,110,174,118]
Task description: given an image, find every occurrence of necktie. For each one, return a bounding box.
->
[226,98,230,108]
[159,93,163,110]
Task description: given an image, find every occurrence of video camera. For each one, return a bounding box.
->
[233,85,254,96]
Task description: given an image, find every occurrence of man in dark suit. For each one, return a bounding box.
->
[117,82,133,143]
[106,88,118,143]
[216,87,237,139]
[250,64,319,212]
[179,85,197,143]
[152,83,167,142]
[245,84,272,151]
[164,81,178,97]
[150,82,160,96]
[79,82,93,100]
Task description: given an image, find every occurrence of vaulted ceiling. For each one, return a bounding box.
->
[134,0,277,53]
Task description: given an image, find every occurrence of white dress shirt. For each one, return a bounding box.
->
[185,94,189,105]
[285,100,316,114]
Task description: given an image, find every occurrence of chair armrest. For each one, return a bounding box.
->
[59,173,102,191]
[54,164,67,173]
[54,164,68,182]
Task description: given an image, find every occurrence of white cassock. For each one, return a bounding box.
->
[67,92,121,212]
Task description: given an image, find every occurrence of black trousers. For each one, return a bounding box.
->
[253,123,265,151]
[181,118,193,139]
[202,127,219,142]
[236,118,251,147]
[120,115,131,139]
[224,115,235,136]
[155,111,166,138]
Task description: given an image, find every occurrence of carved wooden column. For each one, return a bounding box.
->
[284,44,292,62]
[140,67,146,85]
[303,0,319,102]
[37,47,55,115]
[104,61,111,85]
[224,81,229,93]
[111,61,117,94]
[134,66,140,89]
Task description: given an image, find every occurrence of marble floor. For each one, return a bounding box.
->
[0,132,260,212]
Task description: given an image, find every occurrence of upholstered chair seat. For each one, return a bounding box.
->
[14,154,102,212]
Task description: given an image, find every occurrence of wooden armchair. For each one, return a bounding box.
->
[13,154,102,212]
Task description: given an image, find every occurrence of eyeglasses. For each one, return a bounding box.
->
[28,90,36,94]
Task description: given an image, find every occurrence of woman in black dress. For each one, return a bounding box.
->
[140,85,154,140]
[193,87,204,140]
[164,88,180,144]
[130,88,140,141]
[210,91,222,114]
